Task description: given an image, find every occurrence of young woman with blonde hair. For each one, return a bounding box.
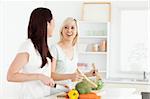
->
[50,17,96,94]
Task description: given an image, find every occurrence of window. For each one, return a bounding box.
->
[108,1,149,80]
[120,9,149,72]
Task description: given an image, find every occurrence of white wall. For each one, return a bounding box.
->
[0,1,4,97]
[1,1,45,98]
[44,1,83,45]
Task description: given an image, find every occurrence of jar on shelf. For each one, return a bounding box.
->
[99,40,107,52]
[92,44,99,52]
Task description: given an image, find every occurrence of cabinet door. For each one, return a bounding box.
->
[82,2,111,22]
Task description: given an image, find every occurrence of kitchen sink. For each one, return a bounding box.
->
[106,78,149,83]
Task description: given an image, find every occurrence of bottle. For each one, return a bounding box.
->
[99,40,107,52]
[92,63,101,80]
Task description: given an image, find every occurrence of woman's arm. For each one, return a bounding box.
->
[51,72,73,81]
[51,58,82,81]
[7,53,54,86]
[7,53,39,82]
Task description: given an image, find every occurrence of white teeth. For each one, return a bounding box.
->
[66,33,72,36]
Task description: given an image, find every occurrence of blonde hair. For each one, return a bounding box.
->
[59,17,78,46]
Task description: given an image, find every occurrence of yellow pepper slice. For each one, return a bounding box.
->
[68,89,79,99]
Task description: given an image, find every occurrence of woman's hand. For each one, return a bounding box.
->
[85,69,98,77]
[38,74,55,87]
[70,72,83,82]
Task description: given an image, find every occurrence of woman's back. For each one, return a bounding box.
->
[19,39,51,98]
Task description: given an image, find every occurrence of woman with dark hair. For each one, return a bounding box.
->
[7,7,55,98]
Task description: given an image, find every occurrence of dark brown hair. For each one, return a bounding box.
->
[28,7,53,68]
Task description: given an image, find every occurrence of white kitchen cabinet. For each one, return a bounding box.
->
[81,2,111,22]
[77,20,110,79]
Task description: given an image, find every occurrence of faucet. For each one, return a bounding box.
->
[143,71,149,81]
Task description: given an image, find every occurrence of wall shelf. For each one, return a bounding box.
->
[78,2,111,79]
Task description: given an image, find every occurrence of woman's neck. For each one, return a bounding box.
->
[59,40,73,48]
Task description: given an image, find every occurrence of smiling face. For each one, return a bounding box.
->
[60,17,78,46]
[62,21,77,40]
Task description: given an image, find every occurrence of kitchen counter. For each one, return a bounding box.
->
[40,78,149,99]
[42,88,142,99]
[43,92,65,99]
